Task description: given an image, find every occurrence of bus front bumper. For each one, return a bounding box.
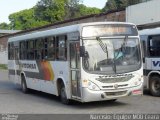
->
[81,84,143,102]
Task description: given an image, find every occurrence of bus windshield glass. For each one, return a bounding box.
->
[82,37,141,74]
[82,24,138,37]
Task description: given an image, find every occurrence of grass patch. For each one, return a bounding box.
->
[0,64,7,70]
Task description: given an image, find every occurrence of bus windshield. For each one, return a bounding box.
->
[82,37,141,74]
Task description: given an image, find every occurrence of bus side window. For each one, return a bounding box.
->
[26,40,34,60]
[8,43,11,60]
[8,43,10,60]
[35,39,42,60]
[20,41,26,60]
[47,36,55,60]
[35,39,43,60]
[57,35,67,61]
[149,36,160,57]
[70,42,80,69]
[8,42,14,60]
[44,37,48,59]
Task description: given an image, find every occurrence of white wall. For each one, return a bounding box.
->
[0,44,7,64]
[126,0,160,25]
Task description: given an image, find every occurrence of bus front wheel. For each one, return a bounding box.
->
[149,76,160,97]
[60,85,70,104]
[21,75,29,93]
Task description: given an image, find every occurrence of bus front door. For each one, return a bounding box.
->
[70,42,81,99]
[13,47,20,84]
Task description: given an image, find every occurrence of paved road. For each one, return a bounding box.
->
[0,70,160,114]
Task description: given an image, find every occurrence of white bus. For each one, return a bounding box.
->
[8,22,143,104]
[139,27,160,96]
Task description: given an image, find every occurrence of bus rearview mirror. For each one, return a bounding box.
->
[80,46,85,57]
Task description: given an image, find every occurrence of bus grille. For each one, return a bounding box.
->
[102,84,128,89]
[105,91,127,96]
[97,76,133,83]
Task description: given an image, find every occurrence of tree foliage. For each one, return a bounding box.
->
[64,0,82,19]
[34,0,65,23]
[4,0,100,30]
[9,8,50,30]
[1,0,146,30]
[70,4,100,18]
[102,0,142,12]
[0,22,10,29]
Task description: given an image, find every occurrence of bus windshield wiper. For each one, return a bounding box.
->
[96,37,108,58]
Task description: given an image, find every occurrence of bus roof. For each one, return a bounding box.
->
[8,22,136,42]
[139,27,160,36]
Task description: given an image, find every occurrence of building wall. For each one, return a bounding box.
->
[0,33,8,37]
[0,36,8,64]
[0,50,7,64]
[0,10,125,64]
[0,36,8,49]
[126,0,160,26]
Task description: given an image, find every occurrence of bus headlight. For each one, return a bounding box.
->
[134,75,143,86]
[88,81,100,91]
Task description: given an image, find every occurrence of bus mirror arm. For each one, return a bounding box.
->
[143,57,145,63]
[80,46,85,57]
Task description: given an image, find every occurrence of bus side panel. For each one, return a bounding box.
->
[8,60,21,85]
[145,58,160,89]
[39,61,70,97]
[20,61,70,97]
[52,61,70,97]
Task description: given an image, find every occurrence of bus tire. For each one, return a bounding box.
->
[21,75,29,94]
[149,76,160,97]
[60,84,70,104]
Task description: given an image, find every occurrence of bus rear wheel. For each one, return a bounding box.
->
[60,85,70,104]
[149,76,160,97]
[21,75,29,93]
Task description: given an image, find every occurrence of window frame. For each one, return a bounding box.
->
[148,35,160,57]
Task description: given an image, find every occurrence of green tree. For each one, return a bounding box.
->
[75,4,100,18]
[0,22,10,29]
[102,0,142,12]
[34,0,66,23]
[102,0,117,12]
[7,0,101,30]
[64,0,82,19]
[9,8,49,30]
[34,0,85,21]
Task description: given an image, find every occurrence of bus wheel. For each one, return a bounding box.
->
[21,75,28,93]
[60,85,70,104]
[149,76,160,97]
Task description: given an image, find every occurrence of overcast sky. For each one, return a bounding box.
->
[0,0,107,23]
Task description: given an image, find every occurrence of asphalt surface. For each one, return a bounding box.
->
[0,70,160,114]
